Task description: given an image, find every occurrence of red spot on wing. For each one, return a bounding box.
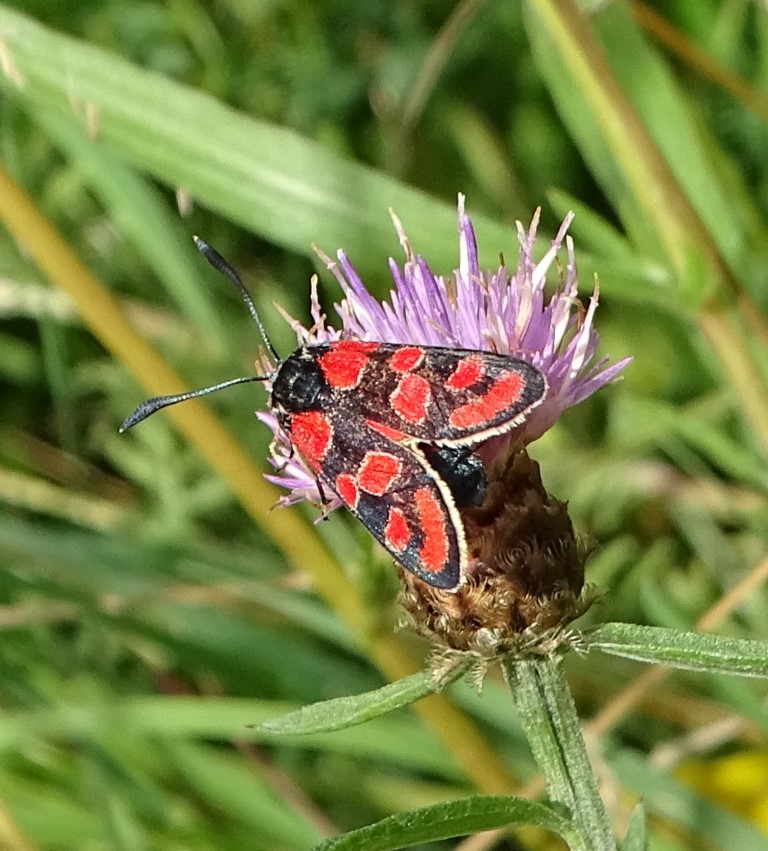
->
[414,487,449,575]
[319,341,377,389]
[384,507,411,553]
[389,346,424,372]
[365,420,407,443]
[391,373,431,424]
[335,473,359,509]
[446,355,484,390]
[289,411,332,469]
[449,371,525,430]
[358,452,401,495]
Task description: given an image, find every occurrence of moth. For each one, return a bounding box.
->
[122,240,546,589]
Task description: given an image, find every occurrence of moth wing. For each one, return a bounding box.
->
[351,344,546,445]
[318,421,466,589]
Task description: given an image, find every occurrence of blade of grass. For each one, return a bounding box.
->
[0,697,462,779]
[525,0,768,457]
[525,0,731,286]
[0,799,34,851]
[632,1,768,122]
[612,748,768,850]
[33,107,229,347]
[0,6,517,278]
[618,803,646,851]
[587,554,768,737]
[161,740,324,848]
[614,397,768,494]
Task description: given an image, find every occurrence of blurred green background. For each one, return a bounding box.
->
[0,1,767,848]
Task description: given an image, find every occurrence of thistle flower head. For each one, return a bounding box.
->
[261,195,629,513]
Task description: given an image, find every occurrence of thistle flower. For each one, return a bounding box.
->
[261,196,629,653]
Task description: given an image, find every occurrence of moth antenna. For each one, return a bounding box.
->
[120,375,267,433]
[193,235,280,363]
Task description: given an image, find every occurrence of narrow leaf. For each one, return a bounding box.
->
[163,740,323,849]
[620,397,768,493]
[260,666,467,735]
[619,803,647,851]
[585,623,768,678]
[525,0,739,290]
[0,697,461,778]
[312,795,574,851]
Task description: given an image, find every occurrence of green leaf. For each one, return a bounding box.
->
[585,623,768,678]
[616,397,768,493]
[312,795,575,851]
[260,666,467,735]
[0,772,99,846]
[619,803,647,851]
[525,0,755,293]
[0,6,519,279]
[546,187,645,262]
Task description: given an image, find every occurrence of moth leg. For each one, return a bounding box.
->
[315,474,329,506]
[313,475,336,520]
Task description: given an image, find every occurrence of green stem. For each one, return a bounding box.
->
[502,655,616,851]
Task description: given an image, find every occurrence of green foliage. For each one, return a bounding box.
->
[259,668,466,736]
[312,795,575,850]
[585,623,768,678]
[1,1,767,849]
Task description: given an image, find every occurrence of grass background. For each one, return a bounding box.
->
[0,1,767,848]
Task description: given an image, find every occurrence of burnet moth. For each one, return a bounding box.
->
[121,239,547,590]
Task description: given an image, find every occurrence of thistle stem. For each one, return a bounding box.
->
[502,655,616,851]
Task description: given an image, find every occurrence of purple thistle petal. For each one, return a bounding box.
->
[457,194,480,282]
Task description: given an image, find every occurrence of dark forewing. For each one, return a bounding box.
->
[310,342,546,446]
